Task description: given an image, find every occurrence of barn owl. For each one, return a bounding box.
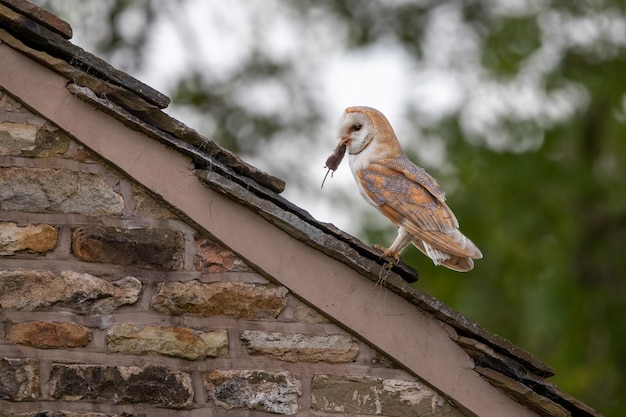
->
[333,106,482,272]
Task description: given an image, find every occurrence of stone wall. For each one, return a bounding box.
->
[0,88,465,416]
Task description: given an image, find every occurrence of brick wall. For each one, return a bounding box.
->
[0,88,465,416]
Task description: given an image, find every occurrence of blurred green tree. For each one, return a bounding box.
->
[36,0,626,414]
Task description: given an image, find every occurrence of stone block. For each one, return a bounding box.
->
[241,330,359,363]
[151,281,288,319]
[0,121,37,154]
[293,301,330,324]
[131,184,176,219]
[107,324,228,360]
[65,143,99,162]
[0,89,25,112]
[370,350,401,369]
[0,222,58,255]
[72,226,183,270]
[203,370,301,415]
[50,364,193,409]
[0,167,124,215]
[311,375,464,417]
[19,123,71,158]
[7,322,91,349]
[0,358,39,401]
[193,236,249,272]
[0,270,141,314]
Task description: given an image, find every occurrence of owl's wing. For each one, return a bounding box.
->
[384,155,448,203]
[357,157,478,258]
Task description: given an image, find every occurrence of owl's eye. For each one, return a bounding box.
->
[352,124,362,132]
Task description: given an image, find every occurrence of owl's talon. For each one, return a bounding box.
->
[372,244,386,257]
[372,244,400,263]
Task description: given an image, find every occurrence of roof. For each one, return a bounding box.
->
[0,1,602,416]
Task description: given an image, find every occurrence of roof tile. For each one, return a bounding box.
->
[0,0,72,39]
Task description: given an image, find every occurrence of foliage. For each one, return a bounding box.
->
[36,0,626,414]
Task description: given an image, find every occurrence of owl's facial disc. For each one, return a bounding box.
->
[339,112,372,155]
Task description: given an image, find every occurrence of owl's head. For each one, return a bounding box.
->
[338,106,402,157]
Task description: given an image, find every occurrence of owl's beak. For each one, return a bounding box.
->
[339,135,351,146]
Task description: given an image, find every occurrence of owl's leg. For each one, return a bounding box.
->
[373,226,412,262]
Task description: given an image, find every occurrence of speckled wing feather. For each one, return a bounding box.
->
[357,156,479,258]
[384,156,447,202]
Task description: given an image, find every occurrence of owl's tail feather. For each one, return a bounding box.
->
[412,240,475,272]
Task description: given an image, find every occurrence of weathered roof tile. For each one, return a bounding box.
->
[0,1,169,108]
[0,0,72,39]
